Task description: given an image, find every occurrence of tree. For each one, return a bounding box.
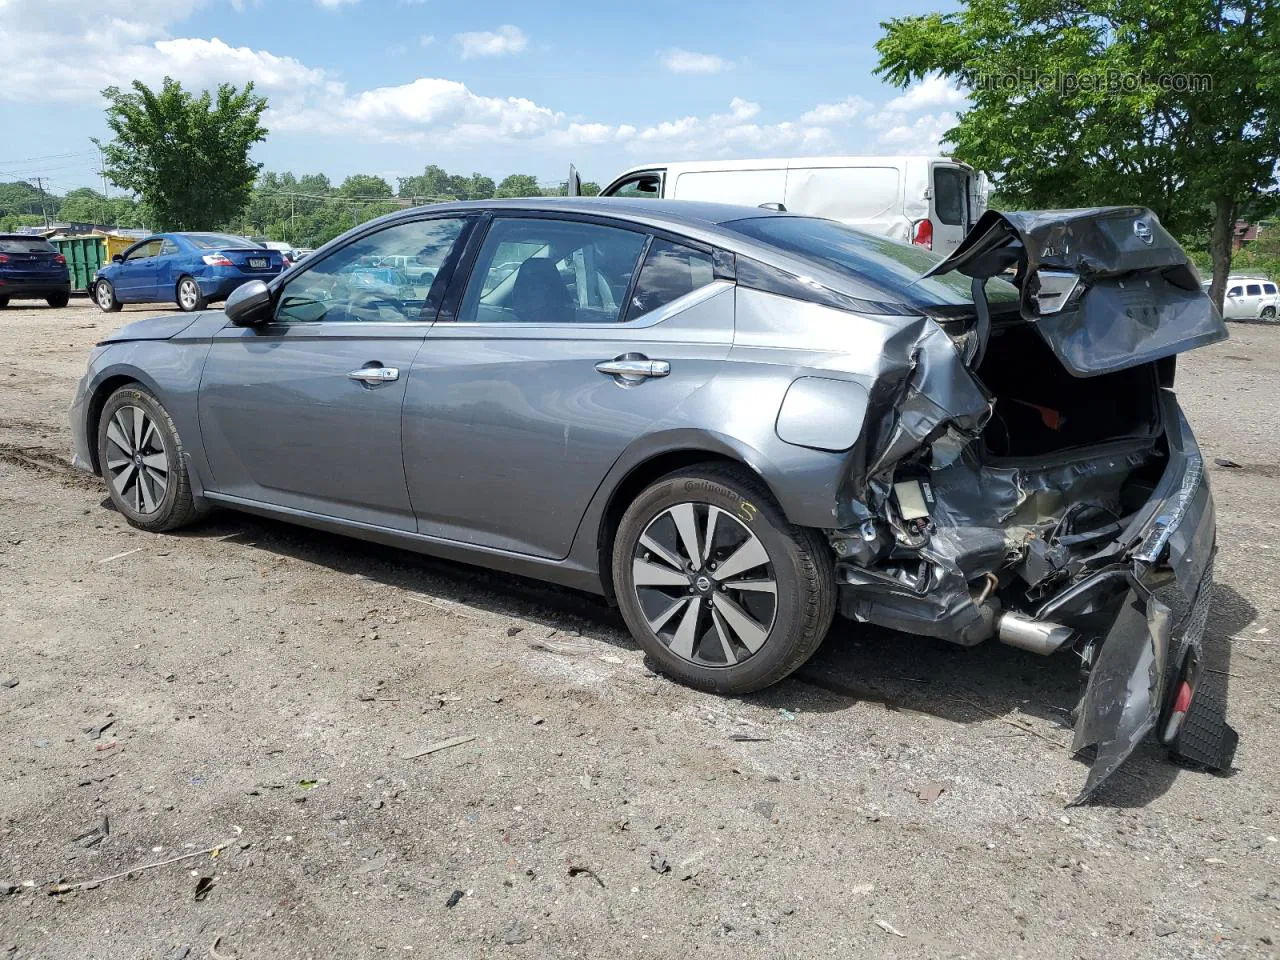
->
[96,77,268,231]
[875,0,1280,307]
[338,174,393,199]
[495,174,541,198]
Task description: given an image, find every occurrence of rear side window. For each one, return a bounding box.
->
[1265,283,1277,295]
[186,234,258,249]
[932,167,968,227]
[0,237,55,254]
[626,239,716,320]
[1247,283,1262,296]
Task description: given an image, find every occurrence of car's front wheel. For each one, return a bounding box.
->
[95,280,123,312]
[47,292,69,308]
[612,463,835,694]
[97,385,204,532]
[176,276,207,312]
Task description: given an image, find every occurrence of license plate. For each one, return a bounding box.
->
[248,257,268,269]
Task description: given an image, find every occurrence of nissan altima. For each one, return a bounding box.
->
[70,198,1236,801]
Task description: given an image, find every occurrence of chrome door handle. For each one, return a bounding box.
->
[347,366,399,383]
[595,359,670,379]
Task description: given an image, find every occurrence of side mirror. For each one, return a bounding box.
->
[111,254,124,263]
[225,280,273,326]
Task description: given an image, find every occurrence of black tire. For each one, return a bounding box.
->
[95,280,123,313]
[176,276,207,312]
[612,463,835,694]
[1262,306,1277,321]
[47,292,70,308]
[0,297,8,308]
[96,384,206,532]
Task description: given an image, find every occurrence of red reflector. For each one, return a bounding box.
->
[1172,680,1193,714]
[0,254,8,265]
[53,253,66,265]
[912,218,933,249]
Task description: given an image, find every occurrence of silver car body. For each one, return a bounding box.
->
[70,198,1233,801]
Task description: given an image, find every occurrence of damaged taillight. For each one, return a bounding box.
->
[911,219,933,249]
[1161,680,1194,743]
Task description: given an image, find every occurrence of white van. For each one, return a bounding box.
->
[578,156,985,253]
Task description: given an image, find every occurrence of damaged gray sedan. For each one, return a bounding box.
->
[69,198,1236,801]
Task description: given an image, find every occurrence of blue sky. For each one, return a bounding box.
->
[0,0,966,195]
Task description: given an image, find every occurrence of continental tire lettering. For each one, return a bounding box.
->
[682,479,735,499]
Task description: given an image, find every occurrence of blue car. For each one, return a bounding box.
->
[92,232,286,313]
[0,234,71,308]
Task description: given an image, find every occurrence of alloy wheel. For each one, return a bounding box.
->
[179,279,199,310]
[104,405,169,515]
[96,283,113,310]
[630,502,777,667]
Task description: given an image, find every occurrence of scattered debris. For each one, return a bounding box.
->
[598,654,624,665]
[73,816,110,848]
[94,741,118,753]
[209,935,235,959]
[506,626,524,637]
[401,734,476,760]
[297,779,321,790]
[531,716,545,726]
[917,782,946,803]
[193,877,215,902]
[649,852,671,875]
[953,696,1068,749]
[445,888,465,909]
[46,840,234,895]
[84,718,116,740]
[97,547,143,563]
[874,918,907,938]
[568,865,606,888]
[405,594,485,622]
[729,733,770,742]
[528,638,591,656]
[0,676,17,689]
[1,881,20,895]
[579,771,592,789]
[1155,924,1178,937]
[779,709,797,721]
[169,947,191,960]
[753,801,776,820]
[1214,458,1242,468]
[355,857,389,875]
[501,922,531,945]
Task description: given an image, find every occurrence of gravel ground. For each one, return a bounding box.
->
[0,299,1277,959]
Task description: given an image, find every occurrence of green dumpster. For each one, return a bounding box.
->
[52,236,106,293]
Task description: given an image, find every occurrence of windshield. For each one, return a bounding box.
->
[0,237,56,254]
[725,216,1019,309]
[186,234,261,250]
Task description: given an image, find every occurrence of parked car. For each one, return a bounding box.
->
[260,240,298,266]
[1217,276,1278,320]
[577,156,985,253]
[69,199,1234,801]
[0,234,71,308]
[91,233,286,313]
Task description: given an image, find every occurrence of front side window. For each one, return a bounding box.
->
[608,174,663,199]
[275,217,468,324]
[1246,283,1262,296]
[456,218,647,324]
[125,240,162,261]
[626,239,717,320]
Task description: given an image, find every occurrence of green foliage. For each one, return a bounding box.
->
[96,77,268,231]
[338,174,393,199]
[0,181,48,220]
[1231,224,1280,281]
[875,0,1280,303]
[495,174,542,198]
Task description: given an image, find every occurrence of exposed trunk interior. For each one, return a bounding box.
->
[976,322,1160,458]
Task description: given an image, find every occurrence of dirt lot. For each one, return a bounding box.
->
[0,298,1277,959]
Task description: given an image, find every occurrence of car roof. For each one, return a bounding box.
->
[408,196,789,229]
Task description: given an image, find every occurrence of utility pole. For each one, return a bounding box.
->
[34,176,50,228]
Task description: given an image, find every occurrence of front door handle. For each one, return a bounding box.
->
[347,366,399,383]
[595,358,670,380]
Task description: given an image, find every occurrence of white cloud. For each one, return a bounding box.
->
[661,48,731,74]
[315,0,358,7]
[420,34,435,47]
[883,74,966,112]
[454,25,527,59]
[800,95,872,125]
[875,112,957,150]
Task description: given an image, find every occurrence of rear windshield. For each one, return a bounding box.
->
[186,234,260,250]
[0,237,56,254]
[726,216,1019,309]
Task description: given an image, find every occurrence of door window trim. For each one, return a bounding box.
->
[601,169,666,199]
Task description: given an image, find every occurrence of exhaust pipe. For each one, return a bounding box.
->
[996,612,1074,655]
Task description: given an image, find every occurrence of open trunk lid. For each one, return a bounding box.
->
[922,207,1227,376]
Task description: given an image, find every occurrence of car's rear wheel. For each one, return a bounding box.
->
[1262,305,1277,321]
[176,276,207,312]
[95,280,123,312]
[0,297,9,309]
[96,385,204,532]
[47,292,69,308]
[612,463,835,694]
